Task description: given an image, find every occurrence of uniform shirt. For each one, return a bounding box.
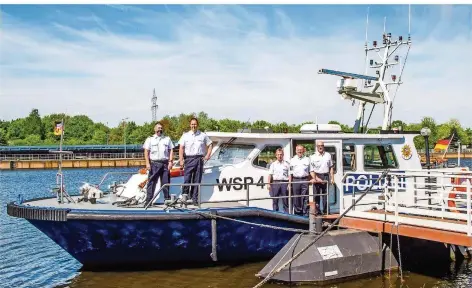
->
[310,151,333,174]
[143,134,175,161]
[269,160,290,181]
[290,155,310,178]
[178,130,212,156]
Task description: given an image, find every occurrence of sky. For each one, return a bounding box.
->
[1,4,471,128]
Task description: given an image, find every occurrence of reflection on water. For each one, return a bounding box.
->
[1,159,472,288]
[62,261,472,288]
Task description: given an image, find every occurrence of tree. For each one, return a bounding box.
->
[0,129,7,145]
[391,120,407,130]
[24,109,45,139]
[65,115,95,142]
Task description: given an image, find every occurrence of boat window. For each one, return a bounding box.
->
[343,144,356,171]
[253,145,282,169]
[206,143,255,166]
[324,146,337,173]
[364,144,398,170]
[291,140,314,157]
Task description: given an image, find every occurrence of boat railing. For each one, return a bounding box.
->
[0,152,145,161]
[96,171,141,188]
[145,180,329,216]
[341,170,472,236]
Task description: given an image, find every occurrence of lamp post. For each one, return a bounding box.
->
[122,117,129,159]
[421,127,431,169]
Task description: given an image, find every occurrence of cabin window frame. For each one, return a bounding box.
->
[252,144,287,170]
[206,142,257,167]
[363,143,399,171]
[342,143,357,172]
[290,139,315,158]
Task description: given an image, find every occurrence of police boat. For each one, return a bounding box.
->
[7,25,471,273]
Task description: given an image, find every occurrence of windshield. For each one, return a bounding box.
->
[206,143,255,167]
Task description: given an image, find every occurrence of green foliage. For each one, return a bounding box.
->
[1,109,471,150]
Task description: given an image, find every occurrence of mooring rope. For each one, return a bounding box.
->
[163,201,315,234]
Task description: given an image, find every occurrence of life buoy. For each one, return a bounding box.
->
[170,168,184,178]
[448,168,469,213]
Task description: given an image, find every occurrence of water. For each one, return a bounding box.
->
[1,160,472,288]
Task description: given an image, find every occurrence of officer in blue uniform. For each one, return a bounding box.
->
[143,122,175,206]
[267,148,290,213]
[178,118,213,205]
[290,145,310,216]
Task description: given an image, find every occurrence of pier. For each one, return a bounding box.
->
[0,144,151,170]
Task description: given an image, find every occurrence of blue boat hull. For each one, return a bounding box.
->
[24,208,308,270]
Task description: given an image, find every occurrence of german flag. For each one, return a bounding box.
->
[434,139,450,151]
[54,121,64,136]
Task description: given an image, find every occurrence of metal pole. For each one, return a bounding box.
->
[288,182,292,214]
[124,121,127,159]
[246,185,250,207]
[467,180,471,236]
[198,184,201,209]
[211,210,218,261]
[122,117,129,159]
[59,118,64,204]
[425,135,430,169]
[458,140,461,167]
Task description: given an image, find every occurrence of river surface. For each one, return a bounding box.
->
[1,159,472,288]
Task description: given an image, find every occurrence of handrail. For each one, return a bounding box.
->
[96,171,140,188]
[341,170,472,235]
[144,179,328,210]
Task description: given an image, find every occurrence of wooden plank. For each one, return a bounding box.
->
[337,216,472,247]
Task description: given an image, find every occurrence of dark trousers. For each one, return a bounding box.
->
[270,181,289,213]
[182,156,204,203]
[146,160,170,204]
[313,173,329,214]
[292,177,309,216]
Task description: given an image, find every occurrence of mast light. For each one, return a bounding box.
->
[369,59,374,65]
[399,35,403,41]
[373,40,377,47]
[394,55,399,62]
[392,75,397,81]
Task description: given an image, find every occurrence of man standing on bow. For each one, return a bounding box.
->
[143,122,175,206]
[179,117,213,205]
[290,145,310,216]
[310,140,335,215]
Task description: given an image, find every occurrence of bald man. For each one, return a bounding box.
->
[309,140,335,215]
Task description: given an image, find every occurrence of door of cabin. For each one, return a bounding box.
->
[290,139,343,214]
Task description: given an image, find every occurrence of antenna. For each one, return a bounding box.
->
[365,7,370,46]
[151,88,158,122]
[408,4,411,39]
[383,17,386,34]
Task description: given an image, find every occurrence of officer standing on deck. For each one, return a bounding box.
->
[290,145,310,216]
[267,148,290,213]
[143,122,175,206]
[179,117,213,205]
[310,140,335,215]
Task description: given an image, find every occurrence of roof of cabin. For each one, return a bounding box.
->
[205,131,416,140]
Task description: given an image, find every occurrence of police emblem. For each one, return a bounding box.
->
[401,144,412,160]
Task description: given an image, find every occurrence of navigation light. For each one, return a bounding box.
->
[373,41,377,47]
[394,55,399,62]
[392,75,397,81]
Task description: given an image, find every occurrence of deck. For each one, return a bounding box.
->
[323,211,472,247]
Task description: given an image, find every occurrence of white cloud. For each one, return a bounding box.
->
[0,5,471,129]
